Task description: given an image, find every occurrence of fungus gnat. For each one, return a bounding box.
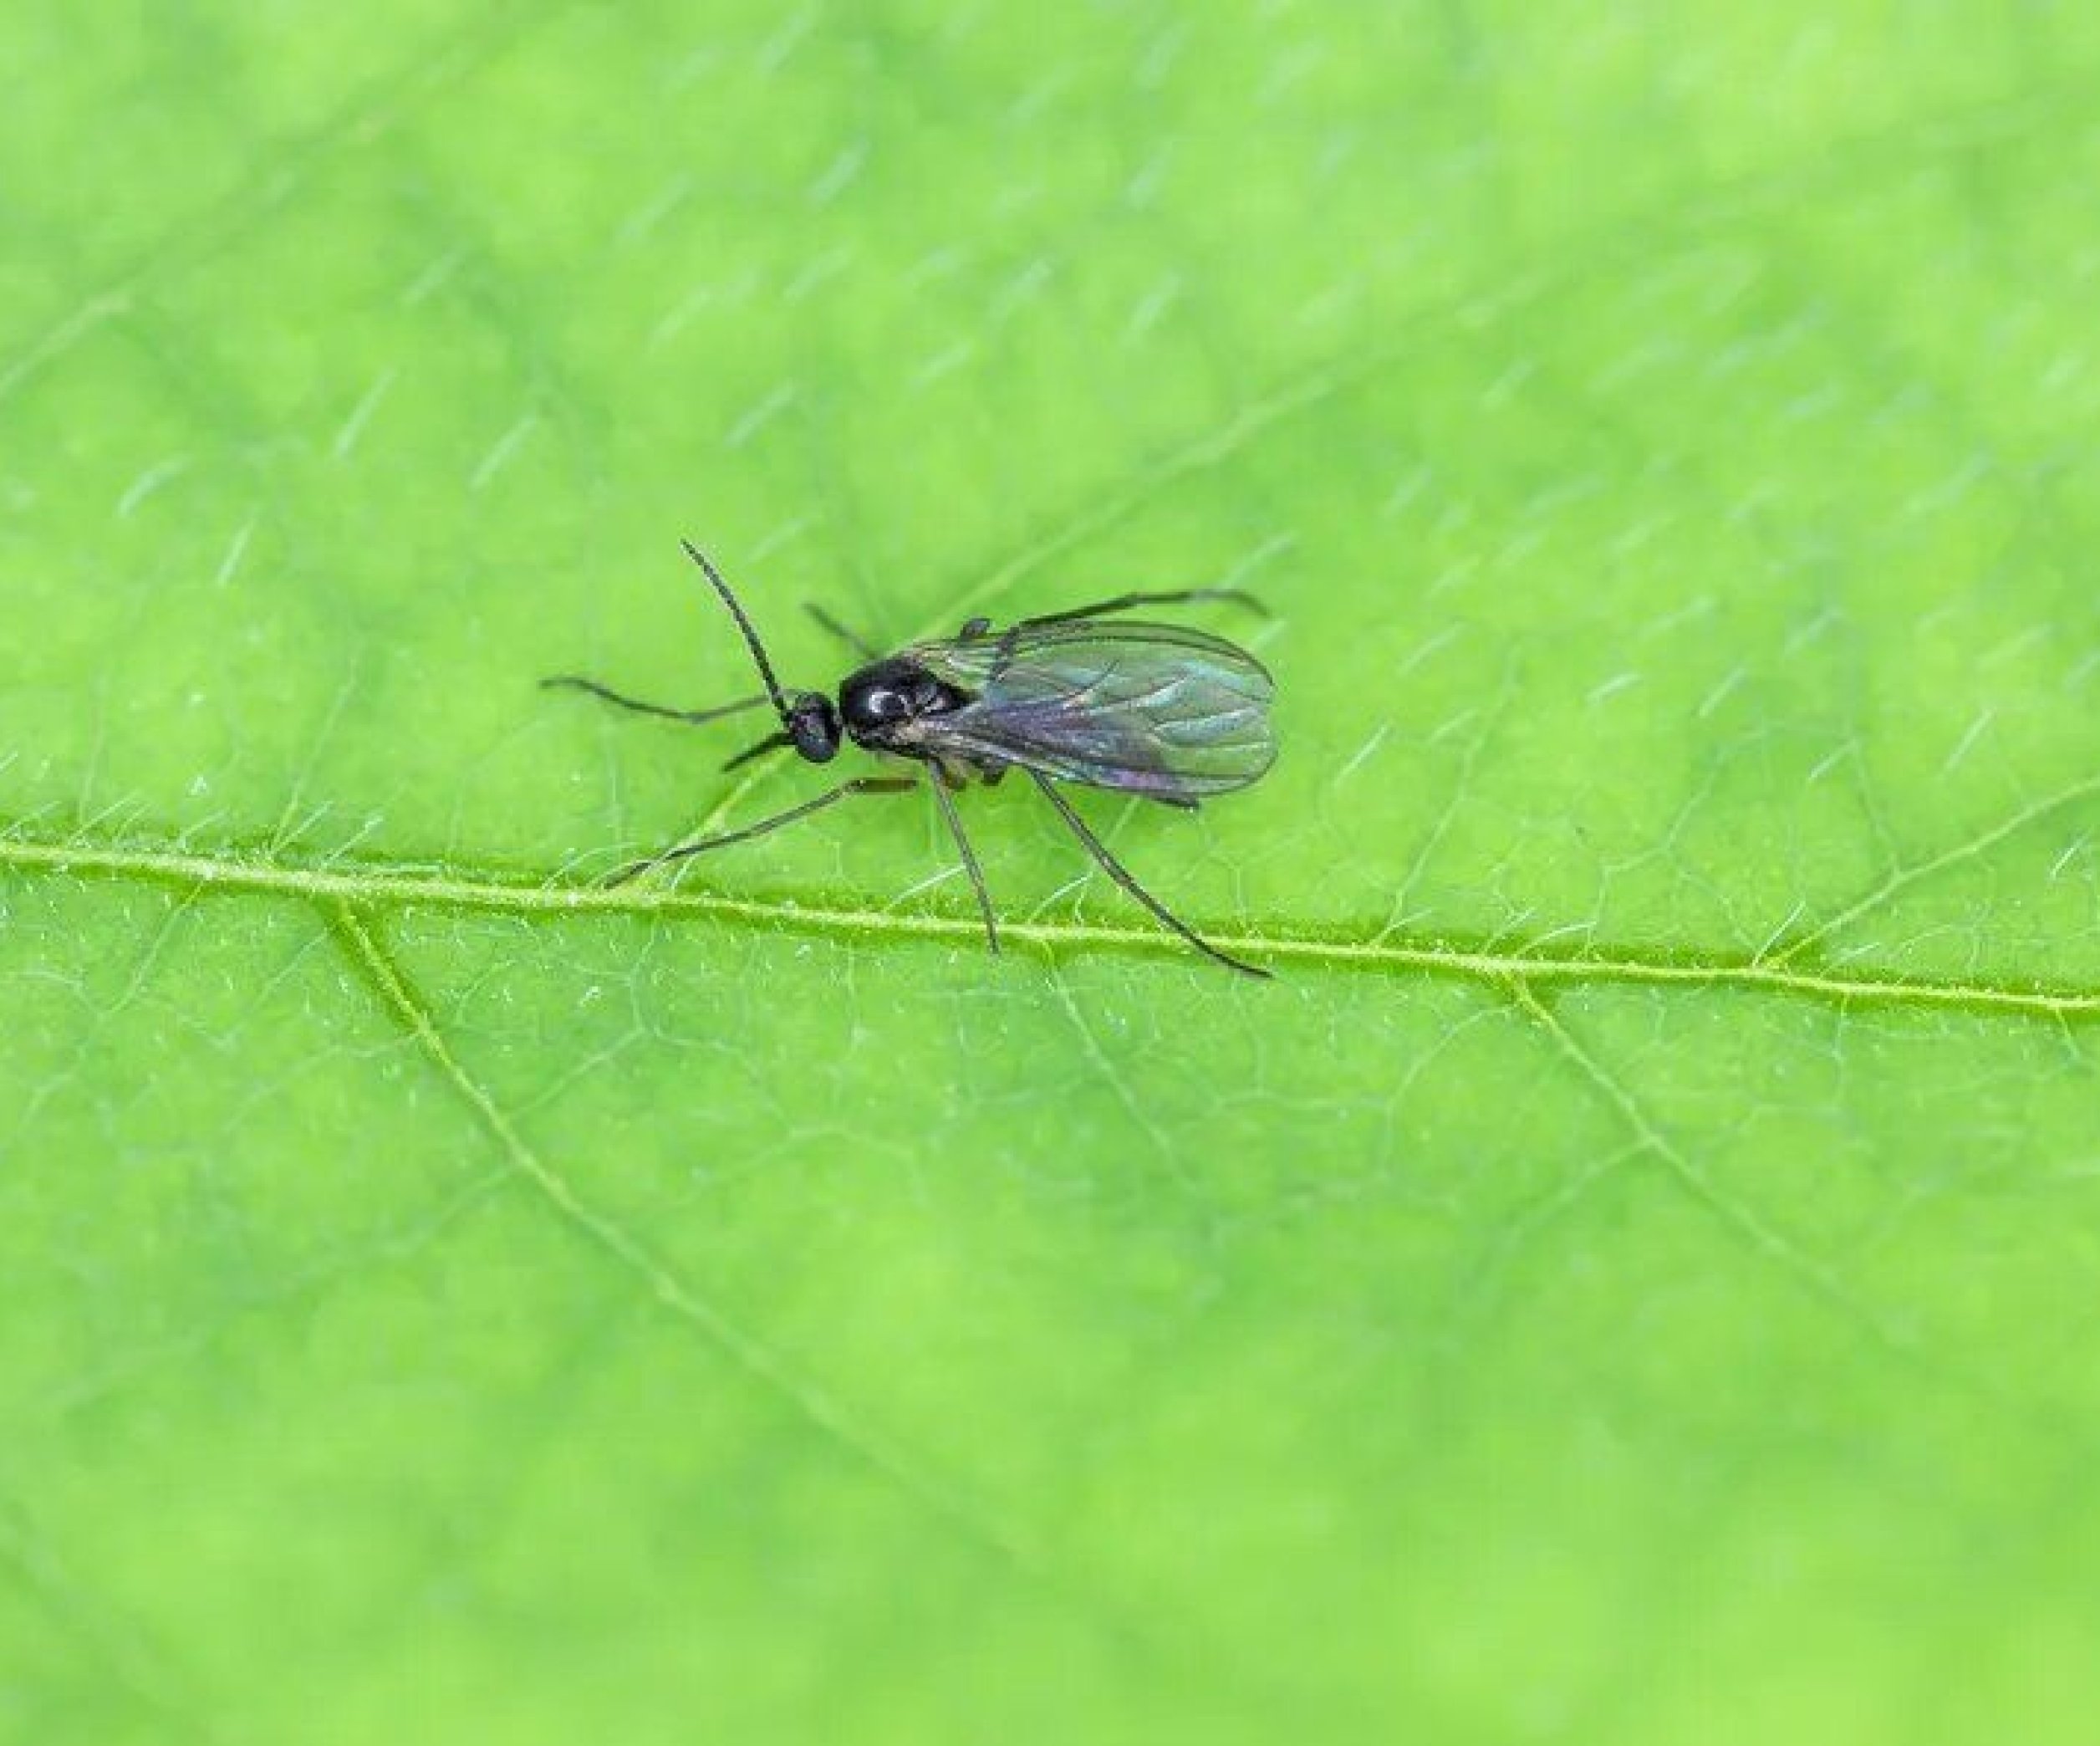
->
[544,541,1277,977]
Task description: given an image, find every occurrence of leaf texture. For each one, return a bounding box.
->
[3,4,2100,1743]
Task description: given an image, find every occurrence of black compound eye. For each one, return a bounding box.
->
[788,695,840,762]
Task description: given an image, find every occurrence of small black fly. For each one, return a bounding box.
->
[544,541,1278,977]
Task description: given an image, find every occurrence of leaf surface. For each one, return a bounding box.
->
[4,5,2100,1742]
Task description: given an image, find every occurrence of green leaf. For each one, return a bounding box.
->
[4,4,2099,1741]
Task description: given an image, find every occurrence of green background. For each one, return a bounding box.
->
[4,3,2100,1741]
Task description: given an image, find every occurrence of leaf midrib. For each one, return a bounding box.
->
[6,829,2093,1020]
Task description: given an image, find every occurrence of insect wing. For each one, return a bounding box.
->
[914,620,1275,797]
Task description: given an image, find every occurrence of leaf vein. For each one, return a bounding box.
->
[324,899,1042,1574]
[9,832,2097,1021]
[1509,980,1923,1356]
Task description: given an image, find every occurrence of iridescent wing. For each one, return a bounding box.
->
[909,620,1276,798]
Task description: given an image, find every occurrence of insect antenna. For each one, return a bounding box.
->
[681,539,793,725]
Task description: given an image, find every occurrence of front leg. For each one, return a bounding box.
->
[604,776,915,886]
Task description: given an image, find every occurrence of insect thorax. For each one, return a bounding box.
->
[838,656,971,751]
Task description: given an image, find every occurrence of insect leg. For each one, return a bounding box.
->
[603,776,915,887]
[720,730,794,772]
[1023,771,1269,978]
[542,676,772,727]
[803,601,879,659]
[925,768,999,955]
[1017,587,1273,628]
